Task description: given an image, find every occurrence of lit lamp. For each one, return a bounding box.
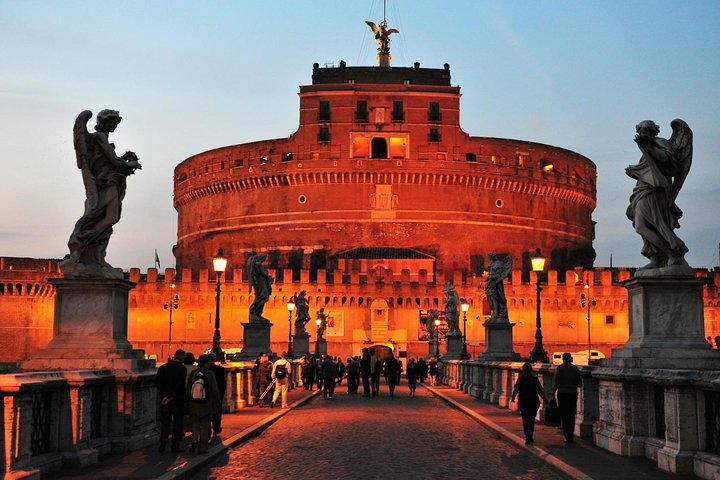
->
[529,248,549,363]
[461,301,470,359]
[163,281,179,362]
[287,301,295,359]
[434,318,441,357]
[211,248,227,362]
[580,282,597,363]
[315,317,322,354]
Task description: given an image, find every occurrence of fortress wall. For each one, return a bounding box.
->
[1,261,718,362]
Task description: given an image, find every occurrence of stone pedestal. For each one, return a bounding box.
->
[593,274,720,474]
[238,320,273,360]
[21,278,153,371]
[314,337,328,356]
[443,332,463,359]
[293,332,310,358]
[608,276,716,369]
[479,321,521,361]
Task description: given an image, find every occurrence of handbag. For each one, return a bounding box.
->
[544,398,561,427]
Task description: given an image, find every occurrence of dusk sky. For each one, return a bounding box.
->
[1,1,719,271]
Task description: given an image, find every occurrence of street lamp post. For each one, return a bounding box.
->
[529,248,549,363]
[211,248,227,362]
[163,281,178,361]
[315,318,322,355]
[461,301,470,359]
[434,318,441,357]
[580,282,596,363]
[287,301,295,358]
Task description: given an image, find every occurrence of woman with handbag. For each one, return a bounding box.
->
[511,362,548,445]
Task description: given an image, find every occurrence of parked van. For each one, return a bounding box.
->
[551,349,605,366]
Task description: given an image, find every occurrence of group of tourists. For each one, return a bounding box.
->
[155,349,227,454]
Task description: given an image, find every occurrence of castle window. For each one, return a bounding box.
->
[352,136,369,158]
[371,138,388,159]
[260,156,268,164]
[605,315,615,325]
[284,152,293,162]
[234,159,243,167]
[389,137,406,159]
[516,152,529,167]
[318,127,330,142]
[318,101,331,121]
[428,102,441,122]
[541,159,556,173]
[490,155,499,164]
[355,101,368,122]
[429,128,440,142]
[466,153,477,162]
[220,161,225,170]
[392,101,404,121]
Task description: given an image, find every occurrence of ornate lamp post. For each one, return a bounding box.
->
[315,317,322,355]
[287,300,295,358]
[461,301,470,359]
[163,281,178,361]
[529,248,549,363]
[211,248,227,362]
[580,282,596,363]
[434,318,441,357]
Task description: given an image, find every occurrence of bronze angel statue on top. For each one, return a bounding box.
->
[365,20,399,54]
[626,119,692,274]
[61,109,141,279]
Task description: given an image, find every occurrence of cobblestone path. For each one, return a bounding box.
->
[190,386,565,480]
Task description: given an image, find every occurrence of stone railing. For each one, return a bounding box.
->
[223,359,302,410]
[438,359,720,479]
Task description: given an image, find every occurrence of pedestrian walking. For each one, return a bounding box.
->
[322,355,337,398]
[256,352,274,407]
[186,354,220,454]
[416,357,428,383]
[553,352,582,443]
[360,349,371,397]
[406,358,417,397]
[383,355,400,397]
[208,352,226,436]
[336,356,346,385]
[155,349,187,453]
[316,354,325,391]
[511,362,548,445]
[305,355,317,391]
[428,357,439,386]
[271,351,291,408]
[370,350,381,396]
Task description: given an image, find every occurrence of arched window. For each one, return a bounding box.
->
[371,138,388,159]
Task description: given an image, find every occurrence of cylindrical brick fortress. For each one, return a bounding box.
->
[174,63,596,274]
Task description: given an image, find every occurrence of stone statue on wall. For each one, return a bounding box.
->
[626,119,693,275]
[293,290,310,332]
[247,252,273,321]
[316,307,330,338]
[443,282,461,334]
[485,253,512,322]
[425,309,439,340]
[61,109,141,279]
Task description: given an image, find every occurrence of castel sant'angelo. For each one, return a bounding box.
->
[1,19,719,363]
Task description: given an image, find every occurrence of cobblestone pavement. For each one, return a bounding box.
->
[189,386,565,480]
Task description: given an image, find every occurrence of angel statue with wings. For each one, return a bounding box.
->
[485,253,512,323]
[443,282,461,334]
[61,109,141,279]
[246,252,273,322]
[626,119,692,273]
[292,290,311,333]
[365,20,399,54]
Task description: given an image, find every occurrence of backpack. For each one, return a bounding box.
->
[275,361,287,380]
[190,371,206,401]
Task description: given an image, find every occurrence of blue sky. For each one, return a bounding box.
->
[1,0,718,270]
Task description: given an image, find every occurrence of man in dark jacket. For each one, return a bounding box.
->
[553,352,582,443]
[155,349,187,452]
[360,349,371,397]
[208,352,226,436]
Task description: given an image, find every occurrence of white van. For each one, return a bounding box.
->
[551,349,605,366]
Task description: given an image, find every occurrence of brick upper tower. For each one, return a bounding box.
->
[173,60,596,278]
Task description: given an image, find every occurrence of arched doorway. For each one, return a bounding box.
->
[367,344,393,362]
[371,137,388,159]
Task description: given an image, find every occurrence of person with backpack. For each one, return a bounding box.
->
[271,351,291,408]
[186,354,220,454]
[155,349,187,453]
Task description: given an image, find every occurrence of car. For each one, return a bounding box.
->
[551,349,605,366]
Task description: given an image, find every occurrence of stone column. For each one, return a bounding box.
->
[657,387,699,474]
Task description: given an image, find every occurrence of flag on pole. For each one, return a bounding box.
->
[154,249,161,270]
